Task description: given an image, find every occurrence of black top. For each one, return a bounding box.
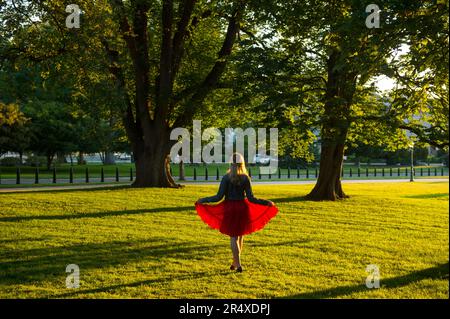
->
[198,174,271,206]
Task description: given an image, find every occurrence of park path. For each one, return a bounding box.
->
[0,178,447,193]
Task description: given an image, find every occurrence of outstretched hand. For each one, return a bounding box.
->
[268,201,275,207]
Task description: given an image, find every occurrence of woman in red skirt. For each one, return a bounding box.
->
[195,153,278,272]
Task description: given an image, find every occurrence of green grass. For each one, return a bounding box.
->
[0,182,448,298]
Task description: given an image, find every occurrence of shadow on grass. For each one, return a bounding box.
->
[0,238,222,286]
[0,206,194,222]
[270,196,309,204]
[282,262,449,299]
[249,240,311,248]
[57,270,234,298]
[0,185,132,195]
[403,193,449,200]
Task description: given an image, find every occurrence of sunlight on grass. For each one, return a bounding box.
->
[0,182,448,298]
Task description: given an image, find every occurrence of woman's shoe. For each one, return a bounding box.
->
[236,266,243,273]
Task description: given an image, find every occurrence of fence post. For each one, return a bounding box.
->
[358,167,360,177]
[85,167,89,183]
[205,167,208,181]
[382,168,384,177]
[306,168,309,179]
[420,168,423,176]
[374,168,377,177]
[297,166,300,178]
[405,168,408,177]
[269,171,271,179]
[130,167,133,181]
[115,167,119,182]
[389,167,392,177]
[349,168,352,178]
[53,167,57,183]
[69,167,73,184]
[193,167,197,181]
[287,167,290,179]
[441,167,444,176]
[398,167,400,176]
[34,167,39,184]
[16,167,20,184]
[217,167,220,180]
[341,168,344,177]
[101,167,105,182]
[315,168,318,178]
[278,169,281,179]
[258,168,261,180]
[434,167,437,176]
[428,167,431,176]
[366,167,369,177]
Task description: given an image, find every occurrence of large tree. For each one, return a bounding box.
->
[236,0,449,200]
[1,0,246,187]
[104,0,246,187]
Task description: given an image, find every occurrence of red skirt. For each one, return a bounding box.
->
[195,199,278,237]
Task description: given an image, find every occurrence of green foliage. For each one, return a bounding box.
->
[233,0,449,160]
[0,102,30,156]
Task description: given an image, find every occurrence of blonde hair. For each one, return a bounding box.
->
[227,152,249,185]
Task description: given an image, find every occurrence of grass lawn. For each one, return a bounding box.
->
[0,182,448,298]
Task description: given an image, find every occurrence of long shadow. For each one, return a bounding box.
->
[270,196,309,204]
[403,193,449,199]
[249,240,311,248]
[57,270,234,298]
[281,262,449,299]
[0,206,194,222]
[0,239,222,285]
[0,185,132,195]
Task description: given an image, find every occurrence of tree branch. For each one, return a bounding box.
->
[155,0,174,124]
[102,39,141,147]
[172,2,245,128]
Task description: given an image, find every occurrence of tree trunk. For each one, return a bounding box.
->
[307,141,348,201]
[104,151,116,165]
[46,153,54,170]
[131,130,180,188]
[56,152,67,164]
[307,48,355,201]
[77,152,85,165]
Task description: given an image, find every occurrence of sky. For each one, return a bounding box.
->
[373,44,410,92]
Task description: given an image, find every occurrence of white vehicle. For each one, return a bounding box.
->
[253,154,272,165]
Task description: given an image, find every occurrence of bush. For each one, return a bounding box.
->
[0,157,21,166]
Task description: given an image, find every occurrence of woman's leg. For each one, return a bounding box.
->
[230,236,241,268]
[238,236,244,255]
